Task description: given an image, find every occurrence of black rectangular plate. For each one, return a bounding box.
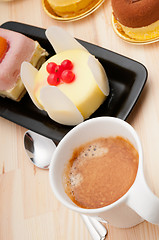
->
[0,21,147,144]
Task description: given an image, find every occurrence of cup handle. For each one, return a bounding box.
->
[126,173,159,225]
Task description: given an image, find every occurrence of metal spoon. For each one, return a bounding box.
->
[24,130,107,240]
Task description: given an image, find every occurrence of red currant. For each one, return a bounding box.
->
[46,62,57,74]
[61,70,75,83]
[61,60,73,70]
[47,73,60,86]
[54,65,63,76]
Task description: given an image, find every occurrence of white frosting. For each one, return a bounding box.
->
[46,26,87,54]
[40,86,84,125]
[21,62,42,109]
[88,55,109,96]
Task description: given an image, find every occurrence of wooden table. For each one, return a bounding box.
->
[0,0,159,239]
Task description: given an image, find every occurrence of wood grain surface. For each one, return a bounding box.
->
[0,0,159,239]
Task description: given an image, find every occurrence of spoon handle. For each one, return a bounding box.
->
[81,214,107,240]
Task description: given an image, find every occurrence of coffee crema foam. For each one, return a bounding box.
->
[63,137,139,209]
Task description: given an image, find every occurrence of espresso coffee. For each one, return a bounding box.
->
[63,137,139,209]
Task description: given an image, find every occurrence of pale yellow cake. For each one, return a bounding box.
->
[34,49,107,120]
[47,0,100,17]
[117,19,159,41]
[21,26,109,126]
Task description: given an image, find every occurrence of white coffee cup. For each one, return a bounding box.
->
[49,117,159,228]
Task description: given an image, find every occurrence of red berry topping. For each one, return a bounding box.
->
[46,60,75,86]
[47,73,60,86]
[55,65,63,76]
[61,59,73,70]
[61,70,75,83]
[46,62,57,74]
